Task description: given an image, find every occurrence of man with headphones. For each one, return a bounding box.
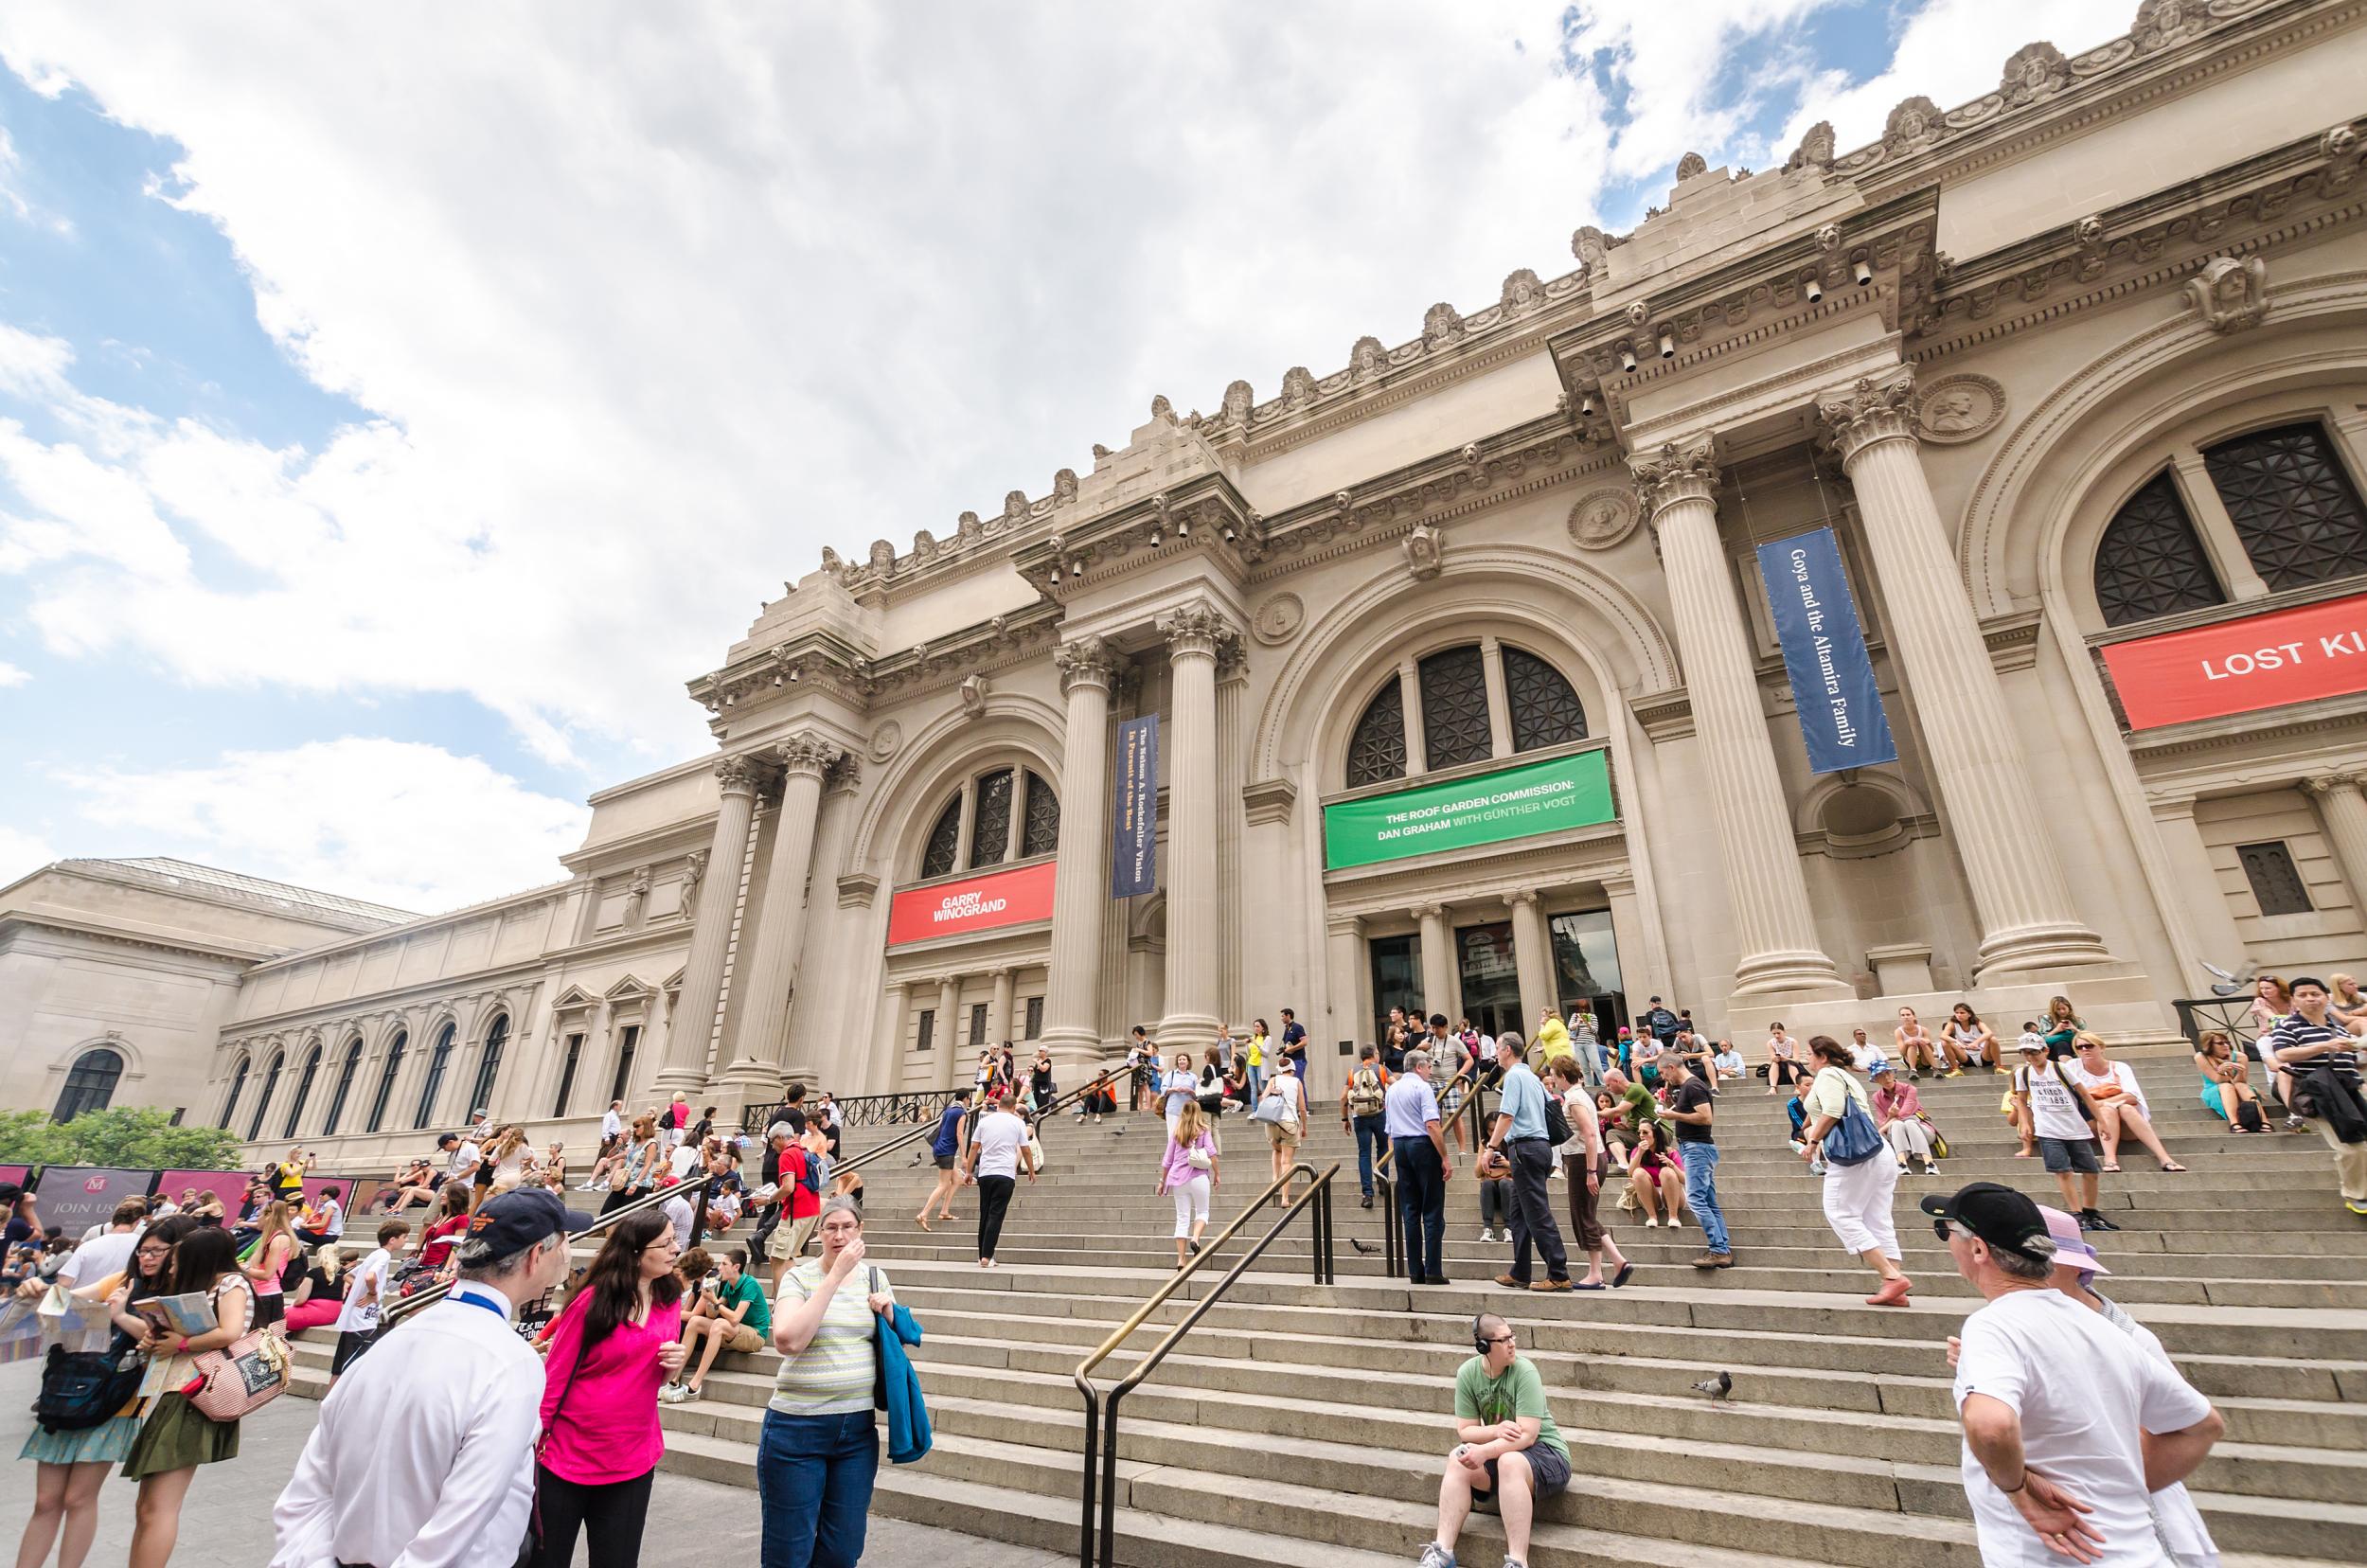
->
[1418,1311,1572,1568]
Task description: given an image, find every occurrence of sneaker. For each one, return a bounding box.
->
[1944,1069,1965,1078]
[1690,1251,1727,1269]
[660,1383,685,1404]
[1643,1218,1660,1228]
[1478,1227,1496,1243]
[2086,1209,2122,1232]
[1923,1162,1941,1176]
[1417,1544,1456,1568]
[1503,1557,1529,1568]
[2075,1212,2099,1232]
[2287,1115,2308,1131]
[1667,1215,1683,1228]
[2347,1200,2367,1216]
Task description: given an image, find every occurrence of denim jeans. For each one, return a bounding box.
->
[1683,1140,1730,1254]
[1575,1034,1606,1087]
[1352,1114,1388,1197]
[757,1407,881,1568]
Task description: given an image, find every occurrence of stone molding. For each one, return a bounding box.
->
[1241,777,1298,827]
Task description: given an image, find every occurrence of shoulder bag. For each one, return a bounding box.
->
[1818,1072,1885,1167]
[33,1332,144,1433]
[1248,1082,1293,1126]
[187,1283,288,1421]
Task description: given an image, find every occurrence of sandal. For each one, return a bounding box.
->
[915,1217,933,1232]
[2160,1161,2188,1172]
[2099,1162,2122,1173]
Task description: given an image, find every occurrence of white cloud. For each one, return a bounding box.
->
[0,660,27,686]
[0,825,56,879]
[0,123,71,234]
[58,737,590,913]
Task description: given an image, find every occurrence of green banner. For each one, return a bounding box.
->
[1323,750,1615,869]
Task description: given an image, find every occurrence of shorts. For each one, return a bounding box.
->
[1265,1122,1302,1150]
[768,1212,818,1261]
[2038,1135,2101,1174]
[1478,1443,1571,1499]
[934,1153,955,1170]
[723,1322,766,1355]
[330,1327,379,1376]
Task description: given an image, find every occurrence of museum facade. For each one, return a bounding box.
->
[12,0,2367,1166]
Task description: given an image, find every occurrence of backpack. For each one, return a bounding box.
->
[798,1149,826,1198]
[1541,1092,1574,1149]
[1345,1065,1386,1118]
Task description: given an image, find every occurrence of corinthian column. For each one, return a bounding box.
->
[1818,372,2111,977]
[1630,439,1847,997]
[715,734,843,1098]
[651,754,761,1095]
[1040,635,1118,1079]
[2304,775,2367,916]
[1161,601,1237,1047]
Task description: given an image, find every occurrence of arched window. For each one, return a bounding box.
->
[2203,422,2367,591]
[247,1051,285,1142]
[1417,647,1493,770]
[1021,769,1060,856]
[2093,472,2225,627]
[919,797,962,879]
[466,1015,509,1123]
[220,1055,251,1131]
[1504,647,1588,752]
[321,1040,364,1136]
[414,1025,455,1131]
[916,768,1060,878]
[1345,679,1408,787]
[282,1044,322,1140]
[366,1031,406,1132]
[53,1047,124,1123]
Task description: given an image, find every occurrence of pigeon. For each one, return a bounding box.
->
[2203,957,2258,998]
[1110,1124,1127,1136]
[1691,1371,1733,1399]
[1348,1237,1376,1255]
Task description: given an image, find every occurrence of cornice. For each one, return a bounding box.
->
[240,882,575,979]
[0,911,273,969]
[693,597,1067,717]
[2123,689,2367,758]
[225,966,549,1037]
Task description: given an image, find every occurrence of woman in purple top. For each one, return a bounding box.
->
[1155,1101,1220,1270]
[533,1209,687,1568]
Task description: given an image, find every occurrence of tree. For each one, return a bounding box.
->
[0,1108,243,1172]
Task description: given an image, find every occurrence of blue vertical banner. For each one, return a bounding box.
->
[1111,713,1159,898]
[1755,526,1897,774]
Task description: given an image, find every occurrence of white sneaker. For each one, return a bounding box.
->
[1668,1215,1683,1228]
[1644,1218,1659,1228]
[1417,1543,1456,1568]
[1923,1162,1941,1176]
[1478,1228,1495,1243]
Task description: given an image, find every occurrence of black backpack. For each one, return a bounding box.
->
[33,1339,144,1433]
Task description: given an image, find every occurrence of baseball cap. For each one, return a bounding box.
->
[466,1187,591,1254]
[1919,1182,2055,1261]
[2037,1205,2109,1275]
[2016,1035,2047,1052]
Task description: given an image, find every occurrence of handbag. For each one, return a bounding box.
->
[1819,1073,1885,1167]
[33,1339,144,1433]
[1248,1086,1291,1126]
[1184,1146,1214,1172]
[187,1324,290,1421]
[1918,1114,1950,1162]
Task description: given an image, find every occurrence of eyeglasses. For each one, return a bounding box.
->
[1481,1332,1516,1347]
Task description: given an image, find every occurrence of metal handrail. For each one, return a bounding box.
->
[1071,1159,1339,1568]
[383,1169,719,1327]
[827,1073,1110,1184]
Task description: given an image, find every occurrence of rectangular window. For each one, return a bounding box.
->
[1548,909,1628,1038]
[2237,840,2313,916]
[1368,934,1422,1038]
[970,1002,988,1047]
[917,1009,935,1053]
[1023,996,1044,1040]
[553,1033,584,1118]
[606,1025,641,1106]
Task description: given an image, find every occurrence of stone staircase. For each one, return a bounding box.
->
[287,1043,2367,1566]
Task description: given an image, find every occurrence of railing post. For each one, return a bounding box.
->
[1098,1394,1123,1568]
[1077,1388,1100,1568]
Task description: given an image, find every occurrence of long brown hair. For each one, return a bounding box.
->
[252,1200,295,1271]
[575,1209,684,1349]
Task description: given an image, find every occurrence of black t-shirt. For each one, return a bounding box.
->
[300,1265,335,1301]
[1669,1077,1716,1144]
[781,1107,809,1137]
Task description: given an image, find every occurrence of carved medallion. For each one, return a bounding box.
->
[866,720,903,763]
[1565,487,1640,550]
[1252,593,1305,647]
[1914,374,2005,445]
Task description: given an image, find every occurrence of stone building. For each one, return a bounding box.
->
[22,0,2367,1166]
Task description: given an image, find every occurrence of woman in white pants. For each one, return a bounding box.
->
[1157,1100,1219,1269]
[1800,1036,1912,1307]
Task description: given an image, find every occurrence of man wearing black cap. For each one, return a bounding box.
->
[1923,1183,2222,1567]
[271,1187,590,1568]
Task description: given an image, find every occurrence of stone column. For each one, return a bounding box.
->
[988,967,1016,1048]
[1160,602,1237,1047]
[1629,439,1848,997]
[2305,775,2367,917]
[1041,636,1118,1079]
[714,734,842,1103]
[1415,902,1454,1021]
[2149,799,2248,991]
[875,981,910,1095]
[1397,660,1428,774]
[651,754,762,1095]
[1480,638,1515,758]
[934,976,963,1091]
[1505,890,1554,1031]
[1817,372,2112,978]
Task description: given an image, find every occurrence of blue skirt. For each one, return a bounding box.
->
[20,1414,140,1467]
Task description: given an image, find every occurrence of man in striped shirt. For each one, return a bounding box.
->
[2266,977,2367,1215]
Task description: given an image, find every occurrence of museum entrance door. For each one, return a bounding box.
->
[1454,920,1521,1037]
[1549,907,1628,1041]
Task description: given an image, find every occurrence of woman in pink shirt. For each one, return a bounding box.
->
[1155,1101,1220,1269]
[533,1208,687,1568]
[1869,1065,1939,1176]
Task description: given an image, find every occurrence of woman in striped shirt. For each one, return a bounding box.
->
[759,1197,894,1567]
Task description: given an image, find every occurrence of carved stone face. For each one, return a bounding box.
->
[1926,389,1978,431]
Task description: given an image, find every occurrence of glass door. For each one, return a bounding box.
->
[1454,921,1521,1038]
[1549,908,1628,1041]
[1369,935,1422,1041]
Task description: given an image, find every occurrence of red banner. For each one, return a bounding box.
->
[886,861,1056,947]
[2102,593,2367,730]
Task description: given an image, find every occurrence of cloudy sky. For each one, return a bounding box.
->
[0,1,2128,913]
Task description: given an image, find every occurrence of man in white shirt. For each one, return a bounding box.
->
[580,1100,629,1190]
[272,1188,584,1568]
[329,1220,414,1384]
[961,1090,1037,1267]
[55,1200,144,1292]
[1924,1181,2221,1566]
[662,1185,698,1248]
[295,1185,346,1248]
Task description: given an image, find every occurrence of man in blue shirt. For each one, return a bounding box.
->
[1384,1049,1453,1285]
[1484,1033,1571,1291]
[1278,1008,1309,1080]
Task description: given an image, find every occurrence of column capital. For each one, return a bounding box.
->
[1409,900,1445,921]
[713,752,764,795]
[774,732,845,779]
[1815,368,1920,466]
[986,965,1013,981]
[1054,633,1119,696]
[1502,889,1539,911]
[1158,600,1241,662]
[1626,437,1719,518]
[2302,773,2367,798]
[1326,913,1366,937]
[1597,871,1637,897]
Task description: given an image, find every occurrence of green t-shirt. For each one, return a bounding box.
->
[1616,1082,1663,1131]
[1454,1354,1568,1462]
[717,1268,771,1335]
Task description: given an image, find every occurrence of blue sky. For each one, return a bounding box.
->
[0,1,2129,910]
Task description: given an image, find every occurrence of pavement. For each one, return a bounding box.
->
[0,1353,1067,1567]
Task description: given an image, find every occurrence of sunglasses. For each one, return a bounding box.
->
[1931,1219,1964,1243]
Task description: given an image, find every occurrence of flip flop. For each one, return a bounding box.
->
[1611,1262,1635,1289]
[1574,1281,1607,1290]
[2160,1162,2188,1172]
[2099,1163,2123,1173]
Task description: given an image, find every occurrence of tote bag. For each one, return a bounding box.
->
[1818,1072,1884,1167]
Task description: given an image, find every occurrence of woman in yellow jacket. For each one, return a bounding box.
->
[1242,1021,1269,1100]
[1535,1007,1575,1071]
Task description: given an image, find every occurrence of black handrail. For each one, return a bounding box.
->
[1071,1160,1339,1568]
[740,1089,959,1135]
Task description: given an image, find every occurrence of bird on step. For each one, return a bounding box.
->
[1691,1371,1733,1399]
